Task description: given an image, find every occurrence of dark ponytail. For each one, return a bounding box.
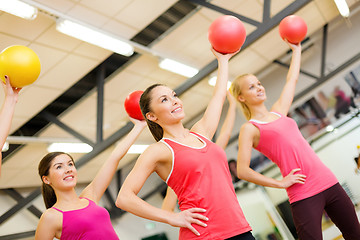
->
[38,152,74,208]
[140,84,164,142]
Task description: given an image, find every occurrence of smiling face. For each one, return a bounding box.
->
[42,153,77,191]
[237,74,267,105]
[146,85,185,125]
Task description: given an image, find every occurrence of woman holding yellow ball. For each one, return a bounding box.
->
[0,76,21,176]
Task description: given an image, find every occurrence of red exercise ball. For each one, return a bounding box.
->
[279,15,307,44]
[208,15,246,54]
[124,90,144,120]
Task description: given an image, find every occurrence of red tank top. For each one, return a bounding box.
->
[161,132,251,240]
[250,112,338,203]
[51,197,119,240]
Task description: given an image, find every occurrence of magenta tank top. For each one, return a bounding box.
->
[161,132,251,240]
[249,112,338,203]
[51,198,119,240]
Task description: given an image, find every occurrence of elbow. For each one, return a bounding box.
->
[115,192,128,210]
[237,166,250,180]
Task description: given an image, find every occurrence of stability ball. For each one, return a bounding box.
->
[208,15,246,54]
[124,90,144,120]
[279,15,307,44]
[0,45,41,88]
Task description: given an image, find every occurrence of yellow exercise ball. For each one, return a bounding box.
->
[0,45,41,88]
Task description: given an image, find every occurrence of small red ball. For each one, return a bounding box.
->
[208,15,246,54]
[279,15,307,44]
[124,90,144,120]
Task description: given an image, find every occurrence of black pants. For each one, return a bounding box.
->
[225,231,255,240]
[291,183,360,240]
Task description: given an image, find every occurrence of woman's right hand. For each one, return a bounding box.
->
[168,208,208,236]
[280,168,306,188]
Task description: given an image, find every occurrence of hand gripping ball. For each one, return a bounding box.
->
[124,90,144,120]
[279,15,307,44]
[0,45,41,88]
[208,15,246,54]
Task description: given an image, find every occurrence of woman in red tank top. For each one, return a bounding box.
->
[116,49,255,240]
[35,118,146,240]
[230,40,360,239]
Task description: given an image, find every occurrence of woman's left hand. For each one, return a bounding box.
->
[211,48,240,62]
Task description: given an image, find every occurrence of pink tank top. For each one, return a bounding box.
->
[162,132,251,240]
[51,198,119,240]
[249,112,338,203]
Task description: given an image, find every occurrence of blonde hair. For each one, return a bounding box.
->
[229,74,253,120]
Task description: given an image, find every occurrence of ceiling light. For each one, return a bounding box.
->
[56,18,134,57]
[334,0,350,17]
[159,58,199,78]
[127,144,149,154]
[208,76,232,89]
[0,0,38,20]
[47,143,93,153]
[1,142,9,152]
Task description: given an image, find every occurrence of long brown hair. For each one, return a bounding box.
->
[229,74,253,120]
[140,84,164,142]
[38,152,74,209]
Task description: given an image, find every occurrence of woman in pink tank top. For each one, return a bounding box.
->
[230,40,360,239]
[116,49,255,240]
[35,118,146,240]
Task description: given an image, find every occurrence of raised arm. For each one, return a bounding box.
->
[116,144,208,236]
[271,42,302,115]
[215,91,237,149]
[80,118,146,203]
[0,76,21,175]
[236,123,306,188]
[191,49,238,139]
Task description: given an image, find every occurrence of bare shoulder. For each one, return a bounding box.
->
[143,141,172,163]
[240,122,258,133]
[39,208,62,224]
[36,208,62,238]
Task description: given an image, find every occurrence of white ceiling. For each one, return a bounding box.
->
[0,0,357,188]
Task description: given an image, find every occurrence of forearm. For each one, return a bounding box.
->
[86,123,145,200]
[238,167,283,188]
[286,47,301,83]
[214,58,229,100]
[0,96,17,147]
[117,190,173,224]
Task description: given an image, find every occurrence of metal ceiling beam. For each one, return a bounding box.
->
[0,188,41,224]
[96,65,105,143]
[273,59,319,80]
[1,188,42,219]
[0,230,36,240]
[187,0,261,26]
[320,24,328,78]
[40,111,95,147]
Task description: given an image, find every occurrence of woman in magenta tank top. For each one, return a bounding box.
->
[116,49,255,240]
[230,40,360,239]
[35,118,146,240]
